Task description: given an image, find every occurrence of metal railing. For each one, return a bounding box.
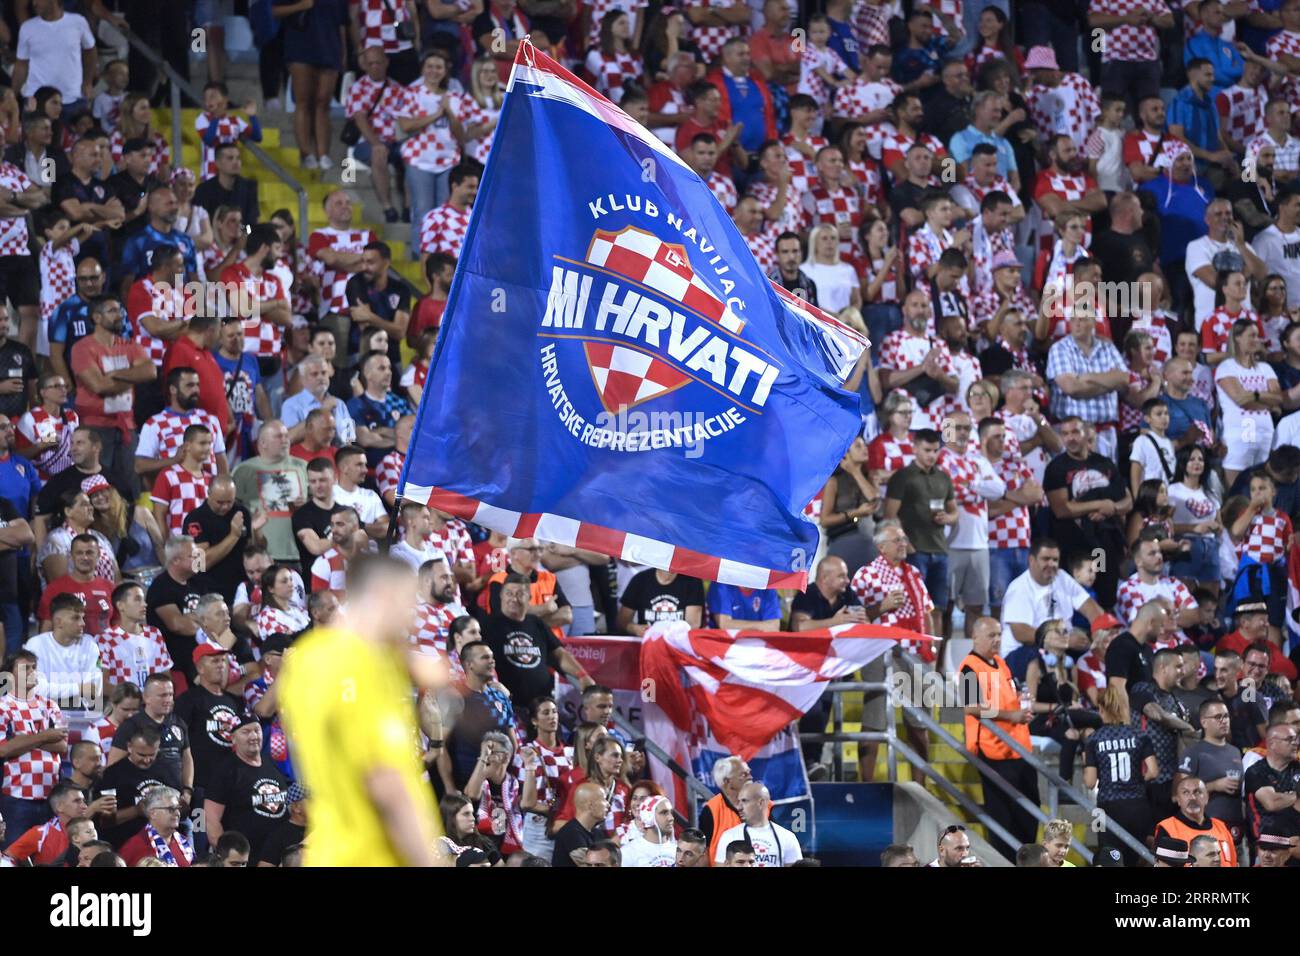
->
[119,27,310,245]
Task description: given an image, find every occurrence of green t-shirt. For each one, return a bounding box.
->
[884,462,954,555]
[231,455,309,561]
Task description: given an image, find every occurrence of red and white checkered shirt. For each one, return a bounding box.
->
[1243,511,1293,565]
[311,547,350,593]
[307,226,375,318]
[110,129,170,176]
[1032,169,1098,251]
[428,518,475,568]
[1202,306,1263,356]
[850,556,935,658]
[961,173,1023,210]
[77,716,117,757]
[853,0,892,46]
[740,222,779,274]
[833,77,900,122]
[459,96,501,165]
[685,0,745,63]
[1119,368,1155,433]
[799,44,850,108]
[96,625,172,689]
[0,163,35,257]
[126,275,184,367]
[1115,572,1196,626]
[969,286,1035,334]
[39,240,77,324]
[1076,650,1107,699]
[219,261,289,358]
[256,605,309,640]
[938,444,997,546]
[151,464,211,535]
[877,331,955,429]
[1122,127,1165,170]
[965,44,1014,76]
[866,431,914,474]
[0,694,63,800]
[344,73,408,143]
[1217,82,1268,149]
[511,739,573,809]
[879,126,948,173]
[377,449,405,500]
[782,134,829,197]
[1026,73,1100,149]
[990,452,1034,550]
[1130,314,1174,366]
[350,0,415,53]
[1091,0,1166,62]
[137,408,226,477]
[1267,31,1300,113]
[398,85,465,174]
[411,601,456,656]
[747,180,805,233]
[419,202,472,258]
[15,406,79,481]
[803,183,862,261]
[707,171,738,211]
[201,241,238,281]
[848,157,885,209]
[907,223,951,290]
[586,49,644,100]
[194,112,251,179]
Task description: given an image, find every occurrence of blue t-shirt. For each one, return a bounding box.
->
[346,391,413,468]
[1140,177,1213,264]
[721,72,770,153]
[707,583,781,625]
[118,226,199,286]
[827,17,860,73]
[48,294,92,348]
[0,454,41,520]
[1161,389,1212,443]
[949,127,1018,177]
[1184,31,1243,93]
[213,350,263,455]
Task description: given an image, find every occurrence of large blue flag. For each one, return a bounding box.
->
[398,42,866,590]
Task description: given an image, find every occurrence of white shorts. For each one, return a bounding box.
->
[1223,435,1272,473]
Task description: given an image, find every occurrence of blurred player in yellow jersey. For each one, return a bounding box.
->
[279,553,443,866]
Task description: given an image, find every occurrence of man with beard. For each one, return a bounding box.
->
[136,366,229,481]
[771,231,819,306]
[218,225,292,376]
[69,296,155,498]
[410,556,464,656]
[1227,140,1279,240]
[117,186,199,297]
[203,715,290,863]
[1032,135,1106,256]
[344,241,414,368]
[877,290,957,431]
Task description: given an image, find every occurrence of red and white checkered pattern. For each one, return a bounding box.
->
[77,716,117,757]
[201,241,237,280]
[850,557,935,658]
[1091,0,1165,62]
[311,547,350,593]
[741,222,779,274]
[126,275,184,367]
[1026,73,1100,149]
[1267,31,1300,113]
[110,130,170,176]
[411,601,456,655]
[219,262,288,358]
[0,694,63,800]
[938,444,996,549]
[833,78,899,123]
[1243,511,1293,565]
[853,0,892,46]
[848,157,884,208]
[39,240,77,324]
[782,134,828,197]
[0,163,34,257]
[1217,83,1268,149]
[990,453,1034,550]
[587,226,744,334]
[585,341,690,411]
[398,85,465,174]
[96,625,172,689]
[747,180,804,233]
[428,518,475,568]
[706,171,738,212]
[969,286,1035,334]
[1121,127,1165,170]
[344,74,408,144]
[194,112,251,180]
[419,202,472,258]
[907,223,953,291]
[1201,306,1263,355]
[799,44,850,109]
[876,331,955,429]
[586,50,644,100]
[585,0,649,46]
[138,408,226,477]
[510,738,572,809]
[879,127,947,173]
[307,227,375,318]
[802,184,862,262]
[965,44,1013,76]
[460,96,501,165]
[377,449,405,500]
[866,431,914,474]
[407,485,809,589]
[151,465,211,536]
[351,0,415,54]
[256,605,308,640]
[1033,169,1097,250]
[1119,368,1154,433]
[15,406,79,481]
[1115,573,1196,628]
[686,0,745,63]
[1130,314,1173,366]
[962,173,1023,210]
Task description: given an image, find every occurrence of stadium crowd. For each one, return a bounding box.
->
[0,0,1299,869]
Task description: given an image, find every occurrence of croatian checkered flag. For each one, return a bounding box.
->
[398,40,867,589]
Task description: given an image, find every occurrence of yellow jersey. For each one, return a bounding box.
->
[278,626,441,866]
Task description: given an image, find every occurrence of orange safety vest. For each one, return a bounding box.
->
[1155,815,1238,867]
[479,568,564,638]
[960,652,1032,761]
[704,792,743,866]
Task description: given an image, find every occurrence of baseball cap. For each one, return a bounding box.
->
[990,251,1020,272]
[192,643,229,665]
[80,474,112,496]
[1093,847,1124,867]
[232,711,260,732]
[1258,815,1295,848]
[1090,613,1123,635]
[1153,834,1189,866]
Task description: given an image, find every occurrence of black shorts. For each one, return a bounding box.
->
[0,255,39,307]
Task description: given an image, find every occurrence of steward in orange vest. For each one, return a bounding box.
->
[1155,776,1239,867]
[960,633,1032,761]
[701,756,750,866]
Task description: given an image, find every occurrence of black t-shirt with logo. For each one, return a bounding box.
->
[183,501,254,604]
[146,570,211,674]
[481,612,561,711]
[1043,451,1127,559]
[292,500,347,571]
[173,685,246,789]
[99,754,183,846]
[619,570,705,626]
[1129,681,1186,784]
[205,752,291,859]
[111,711,190,782]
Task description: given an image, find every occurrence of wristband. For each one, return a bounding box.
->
[427,738,443,748]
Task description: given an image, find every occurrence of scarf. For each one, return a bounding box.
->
[476,773,524,854]
[147,823,194,867]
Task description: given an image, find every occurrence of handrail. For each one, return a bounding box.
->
[118,26,311,246]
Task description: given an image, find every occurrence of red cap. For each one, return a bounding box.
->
[1091,613,1123,635]
[192,643,229,664]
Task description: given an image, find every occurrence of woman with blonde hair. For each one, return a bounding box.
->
[88,481,164,571]
[171,168,214,254]
[110,93,171,178]
[802,223,861,314]
[1082,684,1158,865]
[462,57,504,165]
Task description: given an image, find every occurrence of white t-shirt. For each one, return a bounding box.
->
[1093,126,1128,193]
[621,835,677,867]
[1275,409,1300,450]
[999,570,1091,657]
[554,562,594,610]
[22,632,101,712]
[390,538,444,572]
[1129,431,1176,484]
[1253,225,1300,310]
[714,821,803,867]
[1215,358,1276,451]
[1185,235,1250,321]
[16,12,96,100]
[333,483,387,525]
[801,261,858,314]
[1168,481,1219,529]
[949,451,1007,550]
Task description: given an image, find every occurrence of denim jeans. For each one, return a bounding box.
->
[407,166,451,254]
[989,547,1029,607]
[907,551,950,613]
[0,795,51,850]
[0,600,25,654]
[568,605,596,638]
